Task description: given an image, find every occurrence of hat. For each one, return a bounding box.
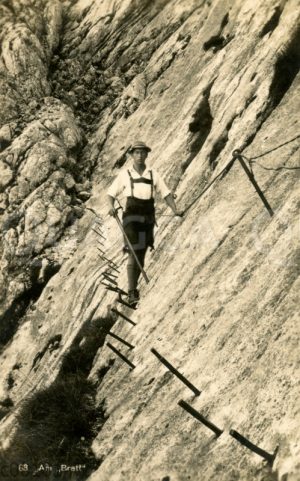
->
[128,141,151,153]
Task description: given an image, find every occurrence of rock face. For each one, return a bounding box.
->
[0,0,299,480]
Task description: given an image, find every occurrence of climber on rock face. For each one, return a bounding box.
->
[107,140,183,305]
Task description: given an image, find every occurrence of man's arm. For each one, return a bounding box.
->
[107,195,116,216]
[154,170,184,217]
[107,171,124,216]
[164,193,184,217]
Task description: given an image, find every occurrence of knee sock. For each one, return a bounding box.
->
[127,249,147,291]
[134,249,147,285]
[127,255,140,291]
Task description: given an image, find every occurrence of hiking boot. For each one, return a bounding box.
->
[128,289,139,305]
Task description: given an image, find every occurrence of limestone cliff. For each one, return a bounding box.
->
[0,0,299,480]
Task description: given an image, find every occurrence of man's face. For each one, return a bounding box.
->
[131,148,148,166]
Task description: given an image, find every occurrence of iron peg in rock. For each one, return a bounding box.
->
[97,252,120,271]
[232,149,274,217]
[151,348,201,396]
[107,342,136,370]
[229,429,279,466]
[103,269,118,279]
[178,400,223,437]
[102,272,118,285]
[91,226,106,240]
[108,331,135,350]
[102,283,128,296]
[111,308,136,326]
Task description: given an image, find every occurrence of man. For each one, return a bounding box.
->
[107,141,183,305]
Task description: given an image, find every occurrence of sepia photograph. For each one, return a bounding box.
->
[0,0,299,480]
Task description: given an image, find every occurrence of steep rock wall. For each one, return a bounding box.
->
[0,0,299,480]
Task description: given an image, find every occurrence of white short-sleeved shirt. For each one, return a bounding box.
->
[107,166,171,200]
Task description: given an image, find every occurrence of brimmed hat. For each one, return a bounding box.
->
[128,141,151,153]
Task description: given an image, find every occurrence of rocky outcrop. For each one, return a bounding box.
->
[0,0,299,480]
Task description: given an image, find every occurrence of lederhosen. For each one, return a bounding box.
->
[122,170,155,251]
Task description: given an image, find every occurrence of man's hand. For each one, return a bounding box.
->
[164,193,184,217]
[107,195,117,217]
[108,208,117,217]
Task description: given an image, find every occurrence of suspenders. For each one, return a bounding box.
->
[150,170,153,198]
[127,170,154,198]
[128,170,134,197]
